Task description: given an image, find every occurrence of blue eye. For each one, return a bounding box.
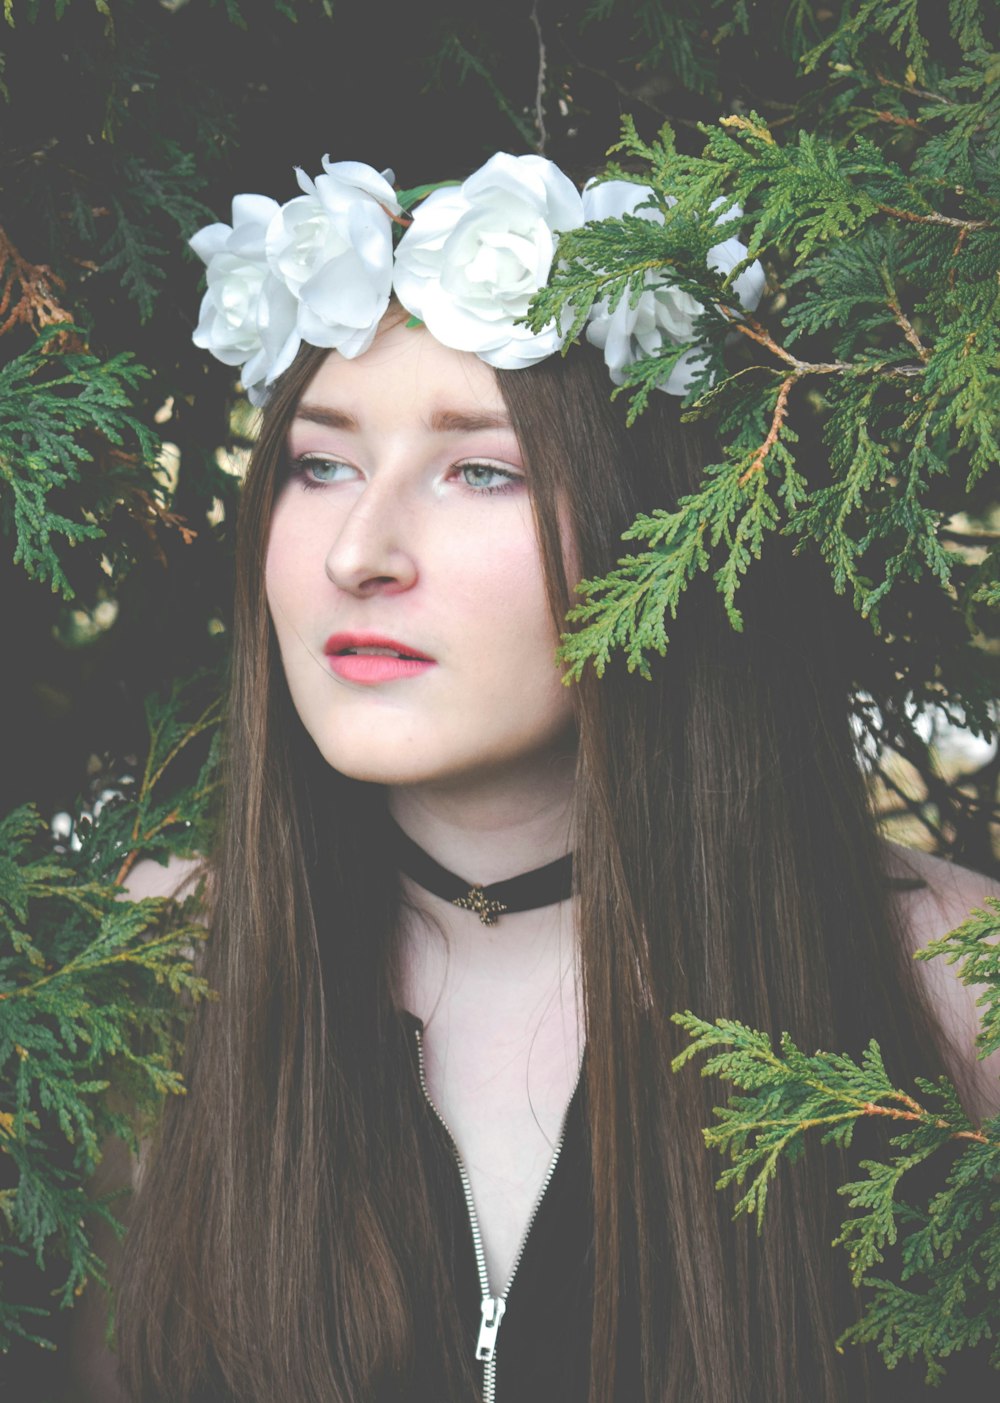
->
[459,462,522,495]
[287,456,354,490]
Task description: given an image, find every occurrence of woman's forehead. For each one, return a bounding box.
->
[294,322,513,433]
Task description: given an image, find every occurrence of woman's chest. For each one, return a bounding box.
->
[408,1013,596,1403]
[413,1012,584,1292]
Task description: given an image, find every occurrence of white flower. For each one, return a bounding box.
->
[265,159,400,361]
[582,180,766,396]
[190,193,300,405]
[392,152,584,369]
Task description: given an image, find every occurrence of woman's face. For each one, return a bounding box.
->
[265,319,578,790]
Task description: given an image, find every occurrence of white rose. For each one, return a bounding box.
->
[392,152,585,369]
[582,180,766,396]
[265,159,399,360]
[190,193,300,405]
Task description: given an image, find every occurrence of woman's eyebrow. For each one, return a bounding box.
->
[294,404,359,430]
[428,409,513,433]
[291,405,512,434]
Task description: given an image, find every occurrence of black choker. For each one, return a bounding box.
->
[389,819,573,926]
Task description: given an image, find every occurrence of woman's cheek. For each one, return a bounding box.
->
[266,502,324,601]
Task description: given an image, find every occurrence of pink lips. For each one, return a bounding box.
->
[324,632,436,685]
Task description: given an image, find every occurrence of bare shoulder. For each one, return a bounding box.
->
[881,837,1000,1121]
[119,850,208,904]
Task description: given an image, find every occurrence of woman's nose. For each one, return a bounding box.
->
[323,479,418,597]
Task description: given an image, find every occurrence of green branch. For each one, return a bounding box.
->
[671,897,1000,1381]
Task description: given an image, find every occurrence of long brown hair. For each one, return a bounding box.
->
[116,332,955,1402]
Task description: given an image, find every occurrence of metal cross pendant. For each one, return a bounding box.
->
[452,885,509,926]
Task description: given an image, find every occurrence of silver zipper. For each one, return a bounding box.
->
[414,1024,583,1403]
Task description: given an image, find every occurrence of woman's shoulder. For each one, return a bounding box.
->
[879,836,1000,1121]
[880,837,1000,952]
[118,850,208,903]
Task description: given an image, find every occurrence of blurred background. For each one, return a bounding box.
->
[0,0,997,865]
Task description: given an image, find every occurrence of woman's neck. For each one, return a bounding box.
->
[387,747,576,882]
[387,750,580,1029]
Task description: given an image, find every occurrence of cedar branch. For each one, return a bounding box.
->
[874,70,953,105]
[860,1100,989,1145]
[870,109,923,130]
[720,309,926,379]
[720,308,851,374]
[877,204,989,232]
[0,227,77,338]
[739,373,796,484]
[879,266,931,363]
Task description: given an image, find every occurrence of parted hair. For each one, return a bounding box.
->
[115,331,954,1402]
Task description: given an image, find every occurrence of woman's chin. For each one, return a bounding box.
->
[319,741,575,793]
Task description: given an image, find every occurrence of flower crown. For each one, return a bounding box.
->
[189,152,765,407]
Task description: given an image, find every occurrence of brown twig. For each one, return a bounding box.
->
[739,374,796,484]
[874,70,953,106]
[721,308,926,378]
[878,203,989,232]
[129,487,199,557]
[870,109,923,130]
[719,306,931,484]
[885,293,931,363]
[719,308,850,374]
[114,849,141,888]
[115,806,183,888]
[0,226,78,340]
[860,1100,989,1144]
[529,0,547,155]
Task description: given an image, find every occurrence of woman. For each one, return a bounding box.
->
[76,156,999,1402]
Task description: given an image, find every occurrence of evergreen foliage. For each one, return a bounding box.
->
[0,0,997,1386]
[0,327,162,597]
[0,674,218,1356]
[672,898,1000,1382]
[527,100,999,696]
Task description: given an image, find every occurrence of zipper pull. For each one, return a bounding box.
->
[476,1295,506,1361]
